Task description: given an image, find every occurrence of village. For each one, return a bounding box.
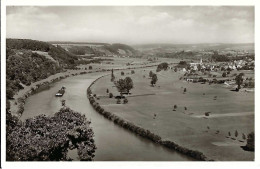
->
[170,52,255,92]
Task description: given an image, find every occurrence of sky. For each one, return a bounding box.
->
[6,6,254,44]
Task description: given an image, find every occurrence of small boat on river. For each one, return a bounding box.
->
[55,86,65,97]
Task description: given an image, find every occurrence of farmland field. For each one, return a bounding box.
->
[91,67,254,161]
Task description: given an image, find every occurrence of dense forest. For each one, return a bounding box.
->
[6,39,80,99]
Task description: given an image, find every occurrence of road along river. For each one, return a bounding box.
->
[20,72,193,161]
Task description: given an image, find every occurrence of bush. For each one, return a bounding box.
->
[121,71,124,76]
[131,70,135,74]
[235,130,238,137]
[156,62,168,72]
[109,93,113,98]
[6,107,96,161]
[245,132,254,151]
[89,66,93,70]
[6,88,15,99]
[242,133,246,140]
[123,98,128,104]
[116,99,121,104]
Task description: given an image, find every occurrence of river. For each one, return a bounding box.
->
[20,72,193,161]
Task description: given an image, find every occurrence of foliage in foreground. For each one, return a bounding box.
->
[6,107,96,161]
[245,132,254,151]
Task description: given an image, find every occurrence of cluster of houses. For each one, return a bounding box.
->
[185,57,254,73]
[175,57,255,89]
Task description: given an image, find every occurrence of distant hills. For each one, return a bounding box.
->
[7,38,78,66]
[50,41,139,57]
[6,38,141,100]
[133,43,254,51]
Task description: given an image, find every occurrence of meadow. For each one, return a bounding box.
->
[91,66,254,161]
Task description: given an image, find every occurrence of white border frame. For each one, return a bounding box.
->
[1,0,259,169]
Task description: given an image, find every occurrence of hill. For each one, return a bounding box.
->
[6,39,81,100]
[7,39,78,66]
[51,42,140,57]
[133,43,254,51]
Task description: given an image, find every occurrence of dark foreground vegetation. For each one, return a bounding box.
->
[241,132,255,152]
[87,76,209,161]
[6,107,96,161]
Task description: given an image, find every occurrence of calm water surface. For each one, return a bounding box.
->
[21,72,193,161]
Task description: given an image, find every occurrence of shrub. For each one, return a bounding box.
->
[205,112,211,116]
[116,99,121,104]
[109,93,113,98]
[246,132,254,151]
[6,89,15,99]
[6,107,96,161]
[123,98,128,104]
[104,111,111,118]
[242,133,246,140]
[131,70,135,74]
[99,108,104,114]
[121,71,125,76]
[89,66,93,70]
[156,62,168,72]
[235,130,238,137]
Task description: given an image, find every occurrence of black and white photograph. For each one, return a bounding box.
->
[1,0,259,168]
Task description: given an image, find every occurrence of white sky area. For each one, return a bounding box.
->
[6,6,254,44]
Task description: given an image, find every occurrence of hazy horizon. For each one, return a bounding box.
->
[7,6,254,45]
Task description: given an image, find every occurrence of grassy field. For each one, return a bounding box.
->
[77,57,182,70]
[91,66,254,161]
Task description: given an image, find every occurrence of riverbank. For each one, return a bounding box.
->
[19,70,194,161]
[9,69,93,118]
[9,63,160,119]
[87,75,210,161]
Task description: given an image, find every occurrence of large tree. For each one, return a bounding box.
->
[149,71,153,78]
[246,132,254,151]
[111,68,115,82]
[115,79,126,96]
[156,62,169,72]
[124,77,134,94]
[151,73,158,86]
[115,77,134,96]
[235,73,244,90]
